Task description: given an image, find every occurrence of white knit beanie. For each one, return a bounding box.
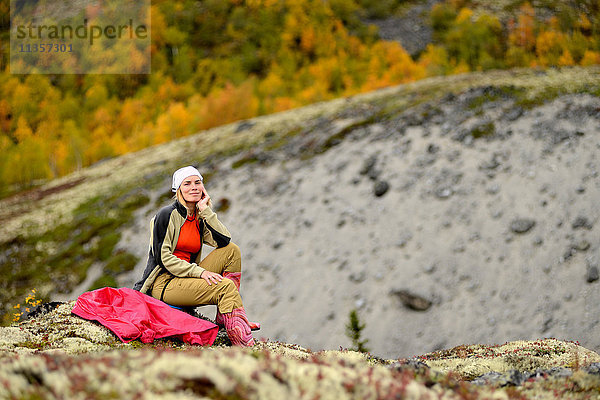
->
[171,166,203,192]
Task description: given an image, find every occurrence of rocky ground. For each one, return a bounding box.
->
[2,305,600,399]
[2,67,600,363]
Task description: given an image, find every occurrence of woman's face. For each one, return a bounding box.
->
[180,175,204,203]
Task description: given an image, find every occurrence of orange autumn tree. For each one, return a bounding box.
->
[509,2,536,51]
[506,2,536,67]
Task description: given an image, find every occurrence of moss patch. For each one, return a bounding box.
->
[104,250,138,276]
[515,85,567,109]
[471,121,496,138]
[467,85,525,110]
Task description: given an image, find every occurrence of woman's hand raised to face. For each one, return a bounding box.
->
[197,188,211,212]
[200,270,223,286]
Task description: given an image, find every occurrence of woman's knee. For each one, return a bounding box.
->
[225,242,241,258]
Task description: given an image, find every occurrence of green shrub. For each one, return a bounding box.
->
[345,309,370,353]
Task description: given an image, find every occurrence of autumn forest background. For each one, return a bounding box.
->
[0,0,599,196]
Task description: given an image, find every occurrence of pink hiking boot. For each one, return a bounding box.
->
[221,307,255,347]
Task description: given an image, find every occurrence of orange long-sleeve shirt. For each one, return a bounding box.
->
[173,215,201,262]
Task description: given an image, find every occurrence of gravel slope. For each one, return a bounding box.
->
[184,90,600,359]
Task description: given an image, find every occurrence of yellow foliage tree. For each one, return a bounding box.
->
[35,118,61,147]
[418,44,451,76]
[89,105,116,135]
[505,46,533,68]
[257,70,288,106]
[379,41,426,84]
[85,126,114,164]
[536,30,567,66]
[50,139,70,177]
[0,99,11,135]
[61,119,85,173]
[191,80,259,132]
[154,102,192,145]
[273,97,298,113]
[155,77,190,105]
[11,84,36,129]
[577,13,592,34]
[13,116,33,143]
[558,49,575,66]
[2,135,51,186]
[361,41,425,92]
[84,84,109,112]
[581,50,600,66]
[508,2,536,51]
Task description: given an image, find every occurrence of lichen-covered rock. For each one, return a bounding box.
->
[0,342,511,400]
[0,327,34,349]
[0,301,122,355]
[419,339,600,380]
[2,307,600,399]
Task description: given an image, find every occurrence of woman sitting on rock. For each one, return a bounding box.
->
[133,166,258,346]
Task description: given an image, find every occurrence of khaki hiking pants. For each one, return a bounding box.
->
[151,242,243,313]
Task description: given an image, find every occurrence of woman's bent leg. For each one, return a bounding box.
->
[202,243,260,331]
[152,274,243,313]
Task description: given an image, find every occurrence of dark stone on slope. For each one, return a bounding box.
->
[505,107,524,121]
[587,265,599,283]
[374,180,390,197]
[573,240,591,251]
[510,219,536,234]
[427,144,440,154]
[235,120,256,133]
[360,155,379,180]
[479,153,502,171]
[390,289,432,311]
[349,271,366,283]
[572,216,593,230]
[430,169,462,199]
